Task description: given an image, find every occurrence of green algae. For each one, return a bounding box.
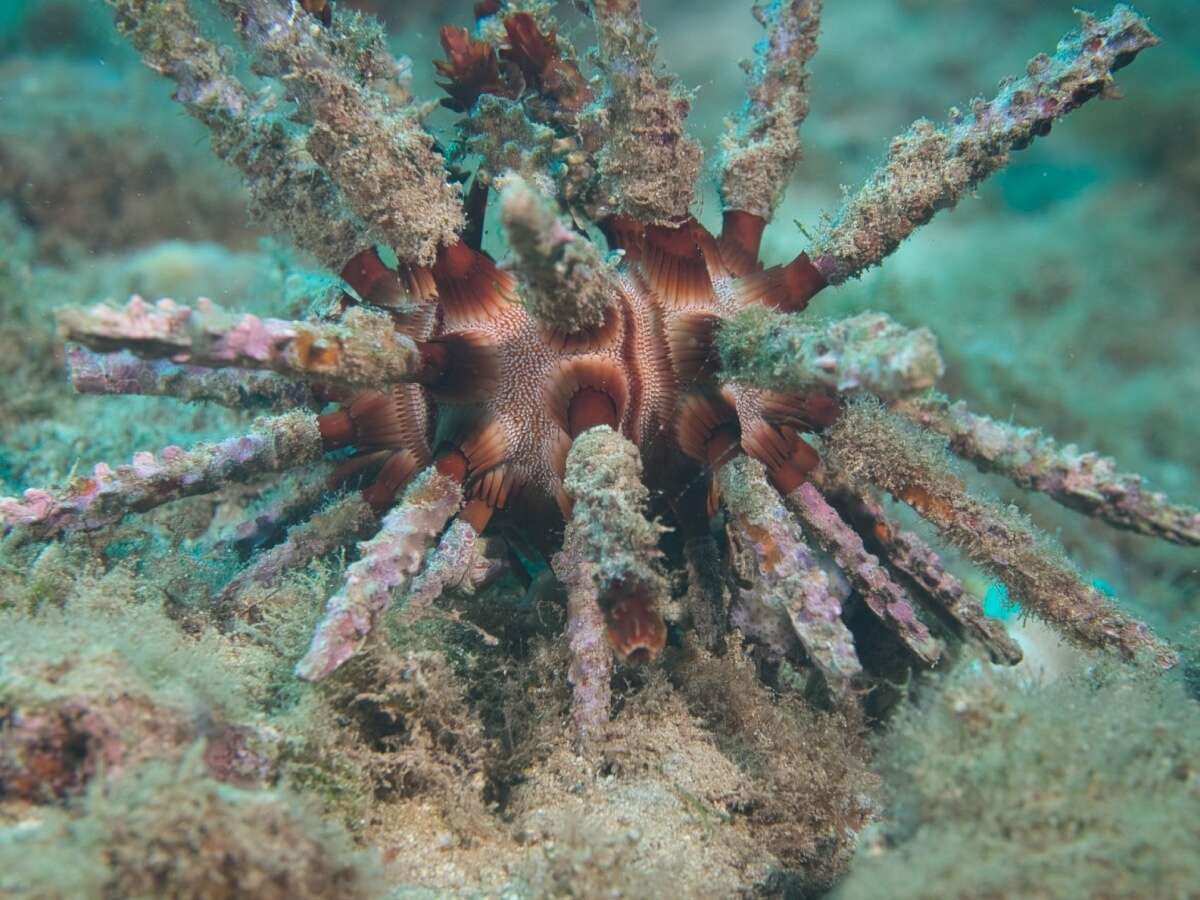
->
[0,760,382,899]
[835,659,1200,900]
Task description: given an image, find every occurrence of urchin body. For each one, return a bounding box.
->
[414,224,801,522]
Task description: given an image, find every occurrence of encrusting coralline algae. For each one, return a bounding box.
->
[1,1,1197,897]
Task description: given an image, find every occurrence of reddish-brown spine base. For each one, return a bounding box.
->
[718,210,766,276]
[340,248,400,306]
[602,583,668,664]
[567,388,620,437]
[318,410,355,450]
[705,425,742,470]
[362,451,420,513]
[783,253,828,309]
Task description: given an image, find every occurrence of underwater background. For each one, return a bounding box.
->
[0,1,1197,897]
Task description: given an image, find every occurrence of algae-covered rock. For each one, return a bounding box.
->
[835,662,1200,900]
[0,761,381,899]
